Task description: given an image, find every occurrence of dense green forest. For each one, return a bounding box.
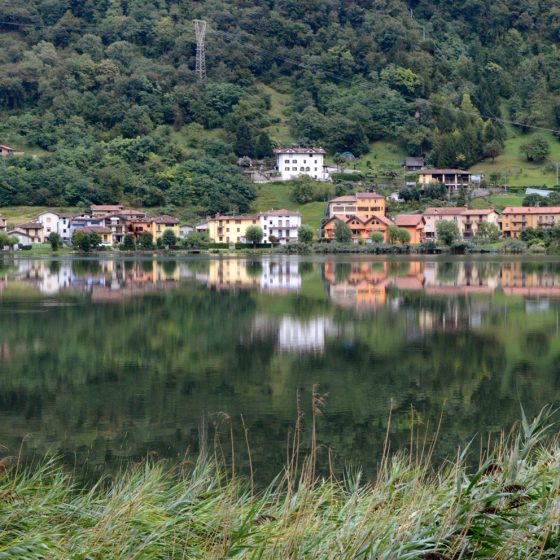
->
[1,1,560,215]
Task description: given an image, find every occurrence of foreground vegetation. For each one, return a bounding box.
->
[1,408,560,558]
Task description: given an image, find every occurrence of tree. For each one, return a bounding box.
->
[78,234,91,252]
[245,225,263,245]
[7,236,18,250]
[371,231,384,243]
[476,222,501,242]
[298,224,314,244]
[334,220,352,243]
[436,220,460,246]
[89,231,101,249]
[484,140,502,162]
[520,136,551,162]
[72,230,89,251]
[254,132,273,159]
[387,225,400,244]
[48,232,62,251]
[122,234,136,251]
[0,232,9,249]
[138,232,154,250]
[161,229,177,248]
[396,228,411,244]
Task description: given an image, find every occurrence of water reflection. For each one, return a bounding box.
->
[3,258,560,300]
[0,256,560,482]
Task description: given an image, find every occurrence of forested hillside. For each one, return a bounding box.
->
[1,0,560,216]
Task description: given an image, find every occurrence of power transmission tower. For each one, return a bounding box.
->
[193,19,207,85]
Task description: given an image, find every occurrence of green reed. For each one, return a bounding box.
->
[0,406,559,559]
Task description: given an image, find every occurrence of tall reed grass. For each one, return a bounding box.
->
[0,406,559,558]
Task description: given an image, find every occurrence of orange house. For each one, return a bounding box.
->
[323,215,393,242]
[395,214,426,244]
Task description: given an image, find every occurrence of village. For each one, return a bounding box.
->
[0,144,558,249]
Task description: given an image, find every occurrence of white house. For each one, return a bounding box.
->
[36,211,78,244]
[273,147,328,181]
[259,210,301,244]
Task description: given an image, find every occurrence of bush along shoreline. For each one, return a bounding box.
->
[0,407,559,558]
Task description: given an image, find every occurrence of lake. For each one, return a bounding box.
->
[0,255,559,482]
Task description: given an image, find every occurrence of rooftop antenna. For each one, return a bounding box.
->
[193,19,207,85]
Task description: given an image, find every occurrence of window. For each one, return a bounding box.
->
[237,228,240,232]
[285,167,290,171]
[292,159,297,163]
[314,167,317,171]
[292,167,297,171]
[303,159,306,163]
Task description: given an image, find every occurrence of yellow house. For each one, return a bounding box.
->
[500,206,560,238]
[208,214,259,243]
[151,215,180,241]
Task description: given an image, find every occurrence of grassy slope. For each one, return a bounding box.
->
[253,182,326,229]
[471,130,560,187]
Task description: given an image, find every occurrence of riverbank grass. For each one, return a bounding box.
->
[0,408,559,558]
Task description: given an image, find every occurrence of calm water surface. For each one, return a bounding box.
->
[0,255,559,481]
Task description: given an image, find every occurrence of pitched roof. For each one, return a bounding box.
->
[406,156,424,166]
[356,192,384,199]
[0,145,15,151]
[82,226,112,234]
[330,196,357,203]
[154,215,180,224]
[424,207,467,216]
[210,214,259,221]
[118,209,145,216]
[395,214,425,227]
[90,204,124,211]
[502,206,560,214]
[17,221,43,229]
[273,147,326,155]
[367,215,393,226]
[462,209,497,216]
[261,209,301,217]
[419,169,472,174]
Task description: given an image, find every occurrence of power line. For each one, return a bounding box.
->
[1,16,559,135]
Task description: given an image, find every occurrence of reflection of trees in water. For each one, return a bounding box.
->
[298,262,314,277]
[72,260,102,275]
[334,262,352,283]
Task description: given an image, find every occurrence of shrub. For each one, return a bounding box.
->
[500,239,527,254]
[334,220,352,243]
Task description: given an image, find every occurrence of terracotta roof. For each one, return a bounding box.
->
[261,209,301,217]
[82,226,112,234]
[273,147,326,155]
[395,214,424,227]
[502,206,560,214]
[0,145,14,151]
[154,215,179,224]
[118,209,145,216]
[356,192,384,199]
[90,204,124,211]
[330,196,357,203]
[17,221,43,229]
[462,209,497,216]
[424,207,467,216]
[211,214,259,221]
[368,215,393,226]
[419,169,472,175]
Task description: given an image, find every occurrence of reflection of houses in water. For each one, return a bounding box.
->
[261,261,301,292]
[324,261,425,309]
[205,258,301,293]
[5,260,181,301]
[251,314,338,353]
[500,262,560,297]
[323,261,555,311]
